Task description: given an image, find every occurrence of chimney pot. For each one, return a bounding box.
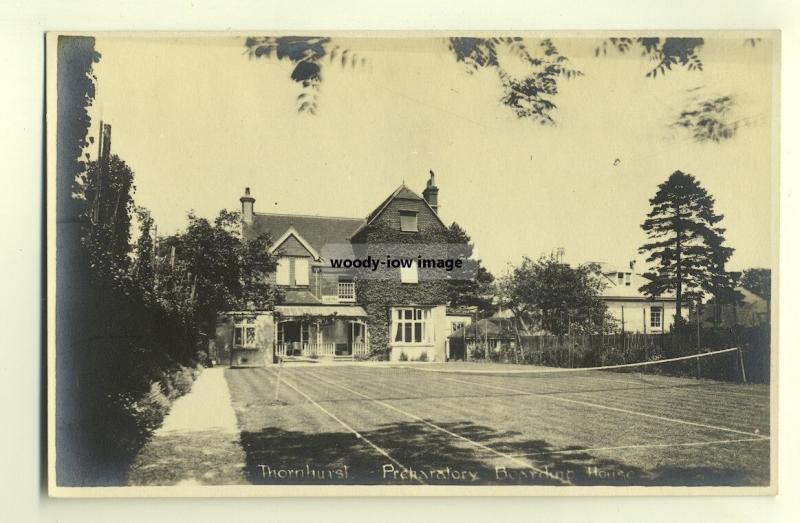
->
[240,187,255,224]
[423,170,439,214]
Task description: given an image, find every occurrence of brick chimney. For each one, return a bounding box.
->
[240,187,255,224]
[422,170,439,214]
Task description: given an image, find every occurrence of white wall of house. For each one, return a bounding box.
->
[389,305,447,361]
[603,300,683,333]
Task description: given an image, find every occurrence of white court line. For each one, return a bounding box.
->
[302,369,574,486]
[509,437,770,459]
[265,368,424,485]
[417,372,770,440]
[403,347,739,374]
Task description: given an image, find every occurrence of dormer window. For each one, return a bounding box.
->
[399,210,419,232]
[275,256,310,287]
[625,273,631,286]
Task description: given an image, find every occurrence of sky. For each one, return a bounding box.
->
[87,34,776,277]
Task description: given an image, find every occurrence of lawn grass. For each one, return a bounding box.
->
[224,363,770,487]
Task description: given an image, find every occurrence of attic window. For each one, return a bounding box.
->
[625,273,631,286]
[399,210,418,232]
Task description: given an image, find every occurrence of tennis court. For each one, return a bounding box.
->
[224,350,771,487]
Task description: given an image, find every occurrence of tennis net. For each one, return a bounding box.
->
[403,347,747,383]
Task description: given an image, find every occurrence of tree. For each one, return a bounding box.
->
[639,170,737,324]
[674,94,740,143]
[132,207,155,300]
[243,35,764,130]
[444,222,495,313]
[245,36,365,114]
[499,252,610,336]
[595,37,705,77]
[741,268,771,300]
[78,152,136,284]
[157,210,281,337]
[449,37,582,124]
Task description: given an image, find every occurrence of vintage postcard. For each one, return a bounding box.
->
[47,31,779,497]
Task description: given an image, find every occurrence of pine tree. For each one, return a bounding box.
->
[639,170,737,324]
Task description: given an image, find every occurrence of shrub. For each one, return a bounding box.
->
[133,382,171,435]
[398,351,408,361]
[417,351,428,362]
[173,366,196,397]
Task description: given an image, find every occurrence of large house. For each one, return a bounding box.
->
[213,172,461,366]
[594,261,684,333]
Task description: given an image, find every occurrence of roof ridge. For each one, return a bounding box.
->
[253,211,364,221]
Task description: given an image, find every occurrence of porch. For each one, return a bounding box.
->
[274,305,369,360]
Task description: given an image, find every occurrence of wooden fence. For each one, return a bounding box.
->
[454,326,770,383]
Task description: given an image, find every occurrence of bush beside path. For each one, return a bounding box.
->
[128,367,247,486]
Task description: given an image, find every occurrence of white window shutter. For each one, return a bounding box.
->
[276,257,290,285]
[295,258,309,285]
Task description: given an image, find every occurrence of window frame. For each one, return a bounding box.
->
[338,280,356,302]
[399,210,419,232]
[392,307,432,345]
[276,256,312,287]
[233,317,257,349]
[650,307,663,329]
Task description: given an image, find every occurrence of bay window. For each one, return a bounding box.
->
[393,307,432,344]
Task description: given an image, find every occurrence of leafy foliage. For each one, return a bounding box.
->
[78,154,136,284]
[156,210,281,335]
[351,220,450,358]
[245,36,365,114]
[674,95,739,143]
[498,252,612,335]
[132,207,155,300]
[595,37,705,77]
[639,170,738,323]
[57,34,280,480]
[449,37,582,124]
[741,268,771,300]
[444,222,496,313]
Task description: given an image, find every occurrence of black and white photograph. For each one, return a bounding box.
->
[47,31,778,496]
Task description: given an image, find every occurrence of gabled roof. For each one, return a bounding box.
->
[351,183,447,238]
[245,213,364,255]
[588,261,677,300]
[269,226,322,260]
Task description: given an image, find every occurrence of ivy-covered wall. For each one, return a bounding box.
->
[352,196,452,357]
